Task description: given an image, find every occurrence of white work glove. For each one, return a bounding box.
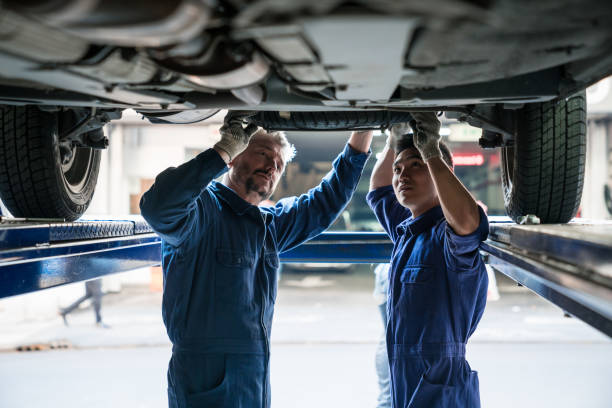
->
[215,111,259,161]
[409,112,442,161]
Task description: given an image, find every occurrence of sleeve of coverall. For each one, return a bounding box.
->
[366,185,412,242]
[272,144,369,253]
[139,148,228,247]
[442,205,489,271]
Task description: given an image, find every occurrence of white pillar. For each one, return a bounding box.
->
[108,124,128,215]
[86,122,128,216]
[581,119,610,219]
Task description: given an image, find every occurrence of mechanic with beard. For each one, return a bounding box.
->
[140,111,372,408]
[367,113,488,408]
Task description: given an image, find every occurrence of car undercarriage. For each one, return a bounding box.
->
[0,0,611,222]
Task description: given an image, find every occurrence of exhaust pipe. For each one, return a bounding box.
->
[5,0,211,47]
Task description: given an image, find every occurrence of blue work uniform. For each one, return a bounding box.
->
[140,145,369,408]
[367,185,489,408]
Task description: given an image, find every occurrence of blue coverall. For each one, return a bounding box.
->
[367,185,489,408]
[140,145,369,408]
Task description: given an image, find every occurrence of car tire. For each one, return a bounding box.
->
[0,106,101,221]
[250,111,415,131]
[500,92,586,224]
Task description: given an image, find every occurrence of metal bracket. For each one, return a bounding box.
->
[445,104,516,141]
[478,130,505,149]
[59,108,121,164]
[59,108,120,147]
[387,105,517,147]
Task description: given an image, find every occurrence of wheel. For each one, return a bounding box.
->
[249,111,415,131]
[0,106,101,221]
[500,92,586,223]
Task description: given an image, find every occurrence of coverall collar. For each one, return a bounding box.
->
[210,181,260,216]
[396,205,444,237]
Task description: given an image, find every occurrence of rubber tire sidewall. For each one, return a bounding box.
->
[0,106,100,221]
[500,92,586,224]
[49,110,101,219]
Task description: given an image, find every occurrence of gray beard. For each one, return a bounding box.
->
[246,177,272,201]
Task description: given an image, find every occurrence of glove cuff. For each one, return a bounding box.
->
[213,142,234,161]
[214,138,247,161]
[419,142,442,162]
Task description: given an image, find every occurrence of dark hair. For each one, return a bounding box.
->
[393,133,454,168]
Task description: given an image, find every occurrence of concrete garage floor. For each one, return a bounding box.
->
[0,267,610,408]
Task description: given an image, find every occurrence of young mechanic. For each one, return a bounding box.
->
[140,111,372,408]
[367,112,489,407]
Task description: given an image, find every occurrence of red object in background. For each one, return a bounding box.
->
[488,153,500,167]
[453,153,485,166]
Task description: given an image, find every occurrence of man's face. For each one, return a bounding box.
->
[392,148,438,211]
[229,135,285,202]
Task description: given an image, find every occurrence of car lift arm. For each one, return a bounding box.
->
[0,218,610,337]
[481,221,612,338]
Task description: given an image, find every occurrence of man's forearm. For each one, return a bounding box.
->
[348,130,373,153]
[370,143,394,191]
[273,144,369,252]
[427,157,480,235]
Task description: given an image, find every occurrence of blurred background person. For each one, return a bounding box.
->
[59,279,109,328]
[373,262,391,408]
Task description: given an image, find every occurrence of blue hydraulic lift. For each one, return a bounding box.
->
[0,216,611,337]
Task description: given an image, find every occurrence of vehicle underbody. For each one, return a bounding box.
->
[0,0,610,222]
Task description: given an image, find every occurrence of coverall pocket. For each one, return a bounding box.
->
[186,374,230,408]
[215,249,254,306]
[400,265,434,284]
[397,266,434,320]
[408,374,455,408]
[184,355,230,408]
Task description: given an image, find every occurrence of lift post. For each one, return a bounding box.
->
[0,217,610,337]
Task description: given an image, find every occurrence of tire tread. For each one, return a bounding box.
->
[501,93,586,223]
[0,106,100,220]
